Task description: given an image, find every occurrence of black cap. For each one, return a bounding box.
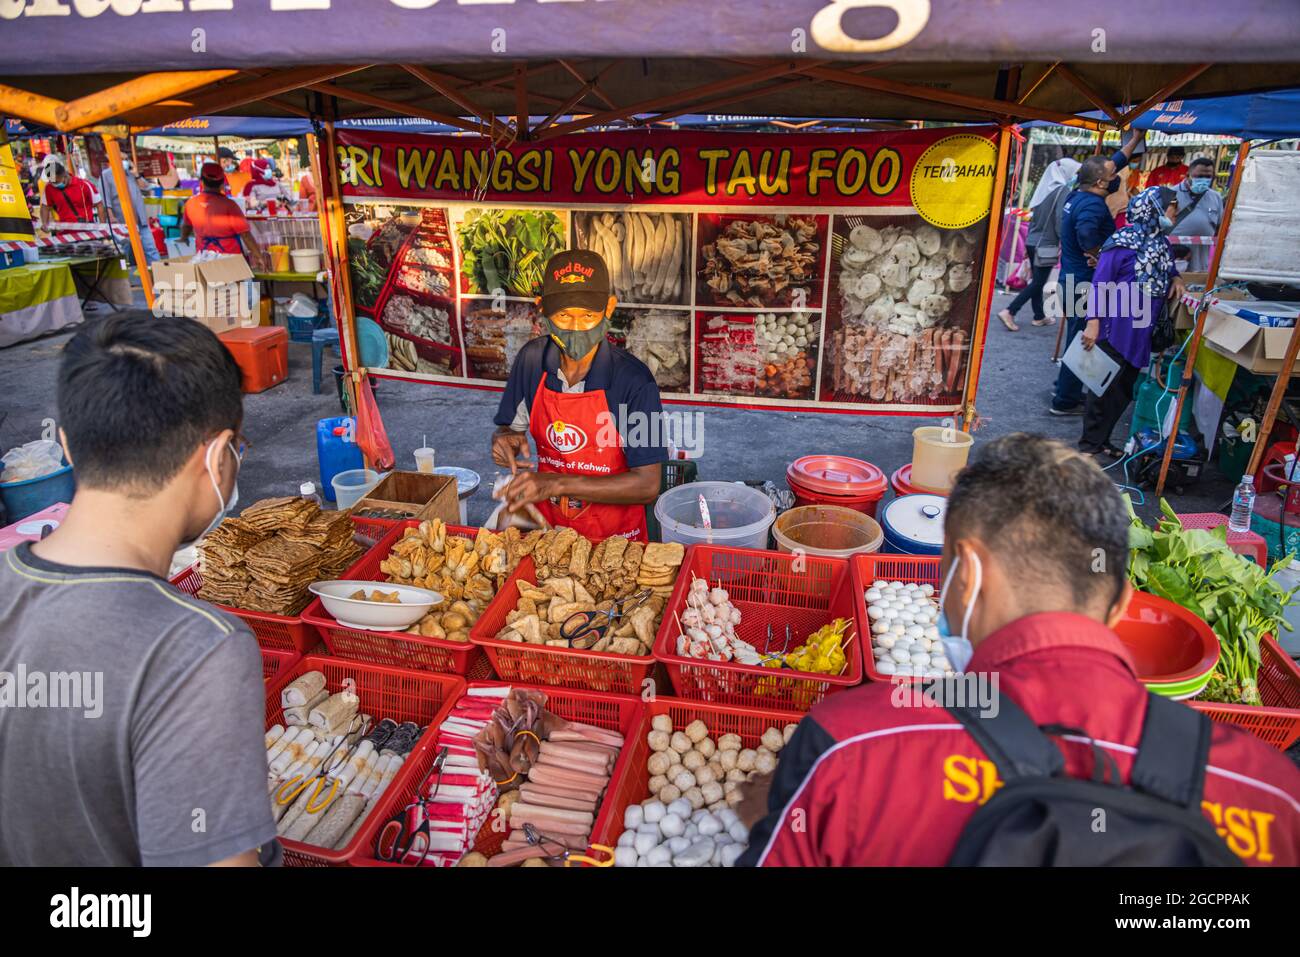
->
[541,249,611,315]
[217,146,237,161]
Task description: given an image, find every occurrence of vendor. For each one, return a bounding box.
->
[180,162,262,262]
[490,249,665,542]
[38,154,101,227]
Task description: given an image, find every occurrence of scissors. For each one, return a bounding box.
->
[758,622,793,668]
[274,714,369,813]
[373,747,449,866]
[560,589,654,649]
[519,823,615,867]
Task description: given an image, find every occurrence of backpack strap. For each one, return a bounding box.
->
[938,680,1065,782]
[1129,693,1212,809]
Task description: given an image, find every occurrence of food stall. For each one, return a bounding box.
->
[4,0,1300,870]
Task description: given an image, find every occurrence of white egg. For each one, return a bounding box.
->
[930,656,951,671]
[926,668,945,679]
[890,646,912,663]
[918,637,932,652]
[910,651,931,667]
[873,580,888,590]
[925,626,940,641]
[871,619,890,635]
[867,604,885,621]
[900,613,915,626]
[920,583,934,596]
[895,664,915,676]
[882,607,898,620]
[890,623,905,636]
[890,581,904,589]
[914,610,933,625]
[877,634,897,649]
[875,659,898,675]
[905,625,923,639]
[865,588,882,602]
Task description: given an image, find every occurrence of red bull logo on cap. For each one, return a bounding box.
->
[546,420,588,454]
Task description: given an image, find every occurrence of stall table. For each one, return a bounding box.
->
[0,262,84,348]
[46,254,133,311]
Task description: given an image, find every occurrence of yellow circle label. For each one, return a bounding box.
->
[909,134,998,230]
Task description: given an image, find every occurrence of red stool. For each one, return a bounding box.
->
[1177,512,1269,567]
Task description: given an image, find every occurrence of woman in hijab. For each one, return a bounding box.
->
[1077,186,1186,458]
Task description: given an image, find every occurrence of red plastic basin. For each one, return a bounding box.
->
[1113,591,1220,685]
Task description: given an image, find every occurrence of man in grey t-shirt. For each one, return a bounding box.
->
[1173,156,1224,273]
[0,314,275,866]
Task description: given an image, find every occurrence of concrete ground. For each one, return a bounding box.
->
[1,290,1231,525]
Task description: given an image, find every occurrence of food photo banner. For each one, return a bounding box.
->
[337,126,1002,415]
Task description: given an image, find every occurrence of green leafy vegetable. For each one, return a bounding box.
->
[457,208,565,298]
[1126,496,1294,706]
[348,239,387,309]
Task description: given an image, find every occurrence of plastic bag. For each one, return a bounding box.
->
[287,292,318,318]
[484,472,549,531]
[1,440,64,483]
[353,375,394,470]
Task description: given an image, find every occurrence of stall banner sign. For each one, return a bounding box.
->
[133,149,172,179]
[337,126,1001,416]
[0,142,34,242]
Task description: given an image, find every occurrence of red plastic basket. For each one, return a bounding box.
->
[352,682,644,866]
[264,655,465,867]
[1190,636,1300,750]
[470,556,658,695]
[261,648,300,684]
[171,564,320,652]
[349,515,399,549]
[652,545,863,711]
[301,520,487,676]
[850,553,944,684]
[592,696,805,848]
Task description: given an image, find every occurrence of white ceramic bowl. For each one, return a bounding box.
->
[309,580,442,631]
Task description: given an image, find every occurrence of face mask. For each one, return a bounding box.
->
[544,316,608,360]
[1189,178,1211,195]
[1158,214,1174,233]
[184,438,240,547]
[935,552,981,673]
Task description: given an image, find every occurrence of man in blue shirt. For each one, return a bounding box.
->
[1050,130,1144,415]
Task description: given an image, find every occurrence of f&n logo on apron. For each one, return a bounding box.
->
[546,420,588,455]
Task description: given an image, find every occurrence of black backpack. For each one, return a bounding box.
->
[941,684,1242,866]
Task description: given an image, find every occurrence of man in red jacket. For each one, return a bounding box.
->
[742,434,1300,866]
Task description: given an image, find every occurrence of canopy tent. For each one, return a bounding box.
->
[2,3,1297,432]
[1111,88,1300,140]
[140,116,464,138]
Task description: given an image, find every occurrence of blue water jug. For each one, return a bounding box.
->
[316,416,363,503]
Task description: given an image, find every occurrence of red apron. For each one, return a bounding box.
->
[527,376,647,542]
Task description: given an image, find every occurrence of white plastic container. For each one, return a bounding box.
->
[331,468,381,509]
[290,247,322,273]
[654,481,775,550]
[1274,558,1300,657]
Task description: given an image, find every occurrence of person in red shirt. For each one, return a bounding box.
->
[741,434,1300,867]
[1144,146,1189,189]
[39,156,101,227]
[180,162,261,261]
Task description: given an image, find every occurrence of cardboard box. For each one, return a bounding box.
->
[150,254,257,334]
[354,471,460,525]
[1202,302,1300,375]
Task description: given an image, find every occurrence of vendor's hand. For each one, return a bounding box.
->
[1085,251,1099,268]
[491,429,532,473]
[1081,319,1100,351]
[1169,276,1187,301]
[504,470,562,510]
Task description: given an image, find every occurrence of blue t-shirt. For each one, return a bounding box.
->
[494,336,669,469]
[1059,149,1131,282]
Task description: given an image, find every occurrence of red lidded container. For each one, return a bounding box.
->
[786,454,887,518]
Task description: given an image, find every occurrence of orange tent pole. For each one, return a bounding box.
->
[962,125,1014,431]
[55,71,237,131]
[102,136,154,309]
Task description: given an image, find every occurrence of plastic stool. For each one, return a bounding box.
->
[311,327,340,394]
[1178,511,1269,567]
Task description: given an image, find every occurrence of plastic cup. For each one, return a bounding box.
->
[266,198,278,216]
[413,447,436,474]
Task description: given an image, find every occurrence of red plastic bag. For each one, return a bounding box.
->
[353,374,394,470]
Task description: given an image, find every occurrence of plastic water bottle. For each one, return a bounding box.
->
[300,481,323,509]
[1228,475,1256,533]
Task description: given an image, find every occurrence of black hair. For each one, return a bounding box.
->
[1167,146,1186,158]
[1189,156,1215,171]
[1076,154,1111,188]
[57,315,243,493]
[945,433,1129,609]
[217,146,237,160]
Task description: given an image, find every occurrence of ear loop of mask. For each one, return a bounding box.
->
[205,438,241,522]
